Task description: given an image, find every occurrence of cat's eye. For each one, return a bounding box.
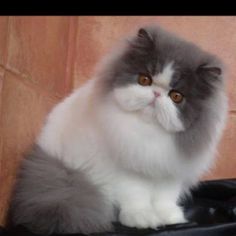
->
[138,74,152,86]
[169,90,184,104]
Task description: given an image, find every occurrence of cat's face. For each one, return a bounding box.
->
[100,26,224,133]
[113,62,185,132]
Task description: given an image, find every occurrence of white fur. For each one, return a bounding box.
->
[37,69,227,228]
[113,63,184,132]
[154,62,174,88]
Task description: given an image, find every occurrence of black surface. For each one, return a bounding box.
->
[1,179,236,236]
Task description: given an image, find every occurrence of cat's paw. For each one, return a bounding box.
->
[119,208,163,229]
[166,211,187,225]
[154,204,187,225]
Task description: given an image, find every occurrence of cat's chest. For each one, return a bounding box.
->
[106,115,179,167]
[122,124,175,157]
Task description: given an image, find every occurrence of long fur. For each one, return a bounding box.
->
[8,145,114,234]
[9,25,228,234]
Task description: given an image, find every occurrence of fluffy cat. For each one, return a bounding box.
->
[8,25,228,235]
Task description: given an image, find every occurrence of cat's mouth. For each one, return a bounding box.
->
[148,99,156,107]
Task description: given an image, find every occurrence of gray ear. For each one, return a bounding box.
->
[197,64,222,77]
[137,28,153,42]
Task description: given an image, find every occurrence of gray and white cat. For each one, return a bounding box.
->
[9,25,228,235]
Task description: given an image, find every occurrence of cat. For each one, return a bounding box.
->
[8,25,228,235]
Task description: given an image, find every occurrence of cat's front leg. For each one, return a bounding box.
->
[152,181,187,225]
[113,177,162,229]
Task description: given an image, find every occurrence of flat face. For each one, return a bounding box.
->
[102,26,223,133]
[98,25,226,157]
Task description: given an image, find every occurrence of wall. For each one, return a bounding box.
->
[0,16,235,225]
[0,16,77,225]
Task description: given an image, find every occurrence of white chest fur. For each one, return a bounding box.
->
[37,79,218,189]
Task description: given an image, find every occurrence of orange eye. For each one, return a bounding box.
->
[169,90,184,103]
[138,74,152,86]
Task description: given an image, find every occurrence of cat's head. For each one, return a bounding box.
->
[98,25,225,133]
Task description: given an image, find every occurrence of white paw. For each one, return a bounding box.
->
[119,208,163,229]
[154,204,187,225]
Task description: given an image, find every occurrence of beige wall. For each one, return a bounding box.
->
[0,16,236,225]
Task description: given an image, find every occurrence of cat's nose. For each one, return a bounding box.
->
[154,91,161,97]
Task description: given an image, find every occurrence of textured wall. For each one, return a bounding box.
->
[0,16,235,225]
[0,16,78,225]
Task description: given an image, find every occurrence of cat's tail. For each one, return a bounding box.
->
[7,145,115,235]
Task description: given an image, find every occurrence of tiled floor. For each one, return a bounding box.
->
[0,16,235,225]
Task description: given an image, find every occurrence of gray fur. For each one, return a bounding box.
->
[8,145,115,235]
[8,25,226,235]
[99,25,226,156]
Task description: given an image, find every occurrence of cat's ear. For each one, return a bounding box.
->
[197,64,222,78]
[129,27,154,50]
[137,28,153,42]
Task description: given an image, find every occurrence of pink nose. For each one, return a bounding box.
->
[154,91,160,97]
